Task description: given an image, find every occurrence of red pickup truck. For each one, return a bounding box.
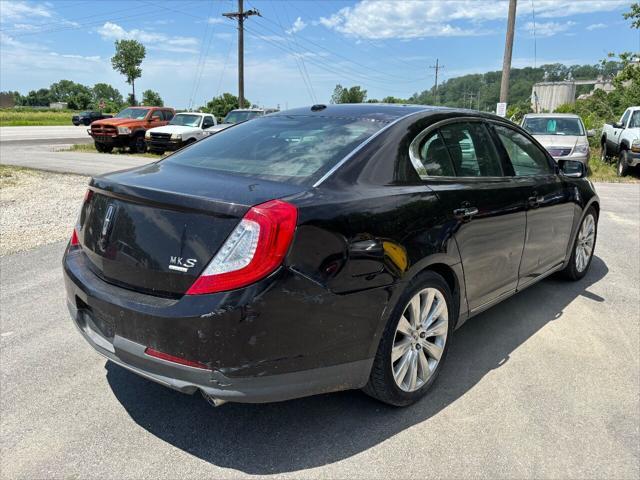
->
[88,106,175,153]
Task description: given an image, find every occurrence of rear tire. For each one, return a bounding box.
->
[617,150,629,177]
[94,142,113,153]
[562,207,597,281]
[363,271,454,407]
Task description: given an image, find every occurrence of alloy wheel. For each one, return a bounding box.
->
[576,214,595,273]
[391,287,448,392]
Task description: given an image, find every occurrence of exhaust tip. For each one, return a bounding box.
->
[201,391,227,407]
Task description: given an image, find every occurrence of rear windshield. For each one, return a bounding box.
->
[115,108,149,120]
[164,115,384,185]
[522,117,585,136]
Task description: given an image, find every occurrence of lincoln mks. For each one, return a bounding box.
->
[63,104,599,407]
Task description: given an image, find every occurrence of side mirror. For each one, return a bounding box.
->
[559,159,586,178]
[587,129,595,138]
[613,122,624,129]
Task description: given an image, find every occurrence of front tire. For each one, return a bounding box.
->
[363,271,454,406]
[94,142,113,153]
[130,135,147,154]
[562,207,597,281]
[600,143,608,163]
[617,150,629,177]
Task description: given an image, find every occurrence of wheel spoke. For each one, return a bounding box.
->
[391,338,411,362]
[421,339,443,361]
[394,351,411,385]
[408,352,418,390]
[424,317,447,337]
[420,290,435,325]
[425,299,446,328]
[409,295,421,328]
[417,349,430,378]
[397,315,412,337]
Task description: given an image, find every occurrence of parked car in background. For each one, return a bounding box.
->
[72,111,112,126]
[88,106,175,153]
[145,112,217,154]
[64,104,599,408]
[521,113,593,165]
[205,108,277,134]
[601,106,640,177]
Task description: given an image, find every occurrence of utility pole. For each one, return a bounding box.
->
[223,0,260,109]
[430,58,444,105]
[499,0,517,104]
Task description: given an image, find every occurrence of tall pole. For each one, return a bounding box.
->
[430,58,444,105]
[223,0,259,109]
[499,0,517,104]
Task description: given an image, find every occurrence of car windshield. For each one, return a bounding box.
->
[165,115,384,185]
[170,114,201,127]
[115,108,149,120]
[223,111,261,124]
[522,117,585,136]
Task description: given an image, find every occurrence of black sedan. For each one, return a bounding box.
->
[63,104,599,407]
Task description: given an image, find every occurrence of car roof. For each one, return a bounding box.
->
[272,103,450,122]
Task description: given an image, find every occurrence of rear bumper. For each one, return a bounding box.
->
[63,247,380,403]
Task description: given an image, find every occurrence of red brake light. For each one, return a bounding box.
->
[144,347,210,370]
[70,228,79,247]
[186,199,297,295]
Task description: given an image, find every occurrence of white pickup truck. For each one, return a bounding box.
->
[601,106,640,177]
[145,112,217,154]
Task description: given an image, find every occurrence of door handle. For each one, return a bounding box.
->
[528,192,544,207]
[453,206,479,220]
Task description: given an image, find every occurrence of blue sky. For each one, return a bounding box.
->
[0,0,637,109]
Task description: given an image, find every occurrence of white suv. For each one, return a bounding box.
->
[205,108,277,134]
[145,112,217,154]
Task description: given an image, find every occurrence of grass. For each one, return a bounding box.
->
[588,150,639,183]
[0,109,78,126]
[64,143,163,159]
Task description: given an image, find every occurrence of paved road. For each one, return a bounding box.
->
[0,125,92,144]
[0,142,149,176]
[1,184,639,479]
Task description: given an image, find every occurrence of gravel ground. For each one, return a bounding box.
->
[0,166,88,256]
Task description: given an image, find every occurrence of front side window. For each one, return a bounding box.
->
[494,125,553,176]
[621,109,631,127]
[202,116,215,129]
[150,110,163,121]
[629,111,640,128]
[165,115,384,185]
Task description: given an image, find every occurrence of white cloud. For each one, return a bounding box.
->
[526,21,576,37]
[207,17,225,25]
[586,23,607,31]
[0,1,52,20]
[286,17,307,35]
[96,22,198,53]
[318,0,628,39]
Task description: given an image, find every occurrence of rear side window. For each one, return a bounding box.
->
[494,125,553,176]
[411,122,503,178]
[165,115,384,185]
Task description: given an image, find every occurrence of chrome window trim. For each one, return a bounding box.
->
[312,109,428,188]
[408,116,507,181]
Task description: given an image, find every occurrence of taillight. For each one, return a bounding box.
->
[186,199,297,295]
[69,189,91,248]
[144,347,209,370]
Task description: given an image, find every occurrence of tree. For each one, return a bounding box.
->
[200,93,249,121]
[623,3,640,29]
[111,39,145,105]
[330,84,367,103]
[23,88,51,107]
[48,80,93,109]
[142,89,163,106]
[92,83,124,112]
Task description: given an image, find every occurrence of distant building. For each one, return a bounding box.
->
[0,92,16,108]
[531,76,616,112]
[49,102,68,110]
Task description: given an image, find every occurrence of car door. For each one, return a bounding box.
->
[201,115,215,138]
[410,119,527,312]
[491,123,575,288]
[612,109,631,153]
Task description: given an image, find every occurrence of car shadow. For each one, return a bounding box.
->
[106,256,608,474]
